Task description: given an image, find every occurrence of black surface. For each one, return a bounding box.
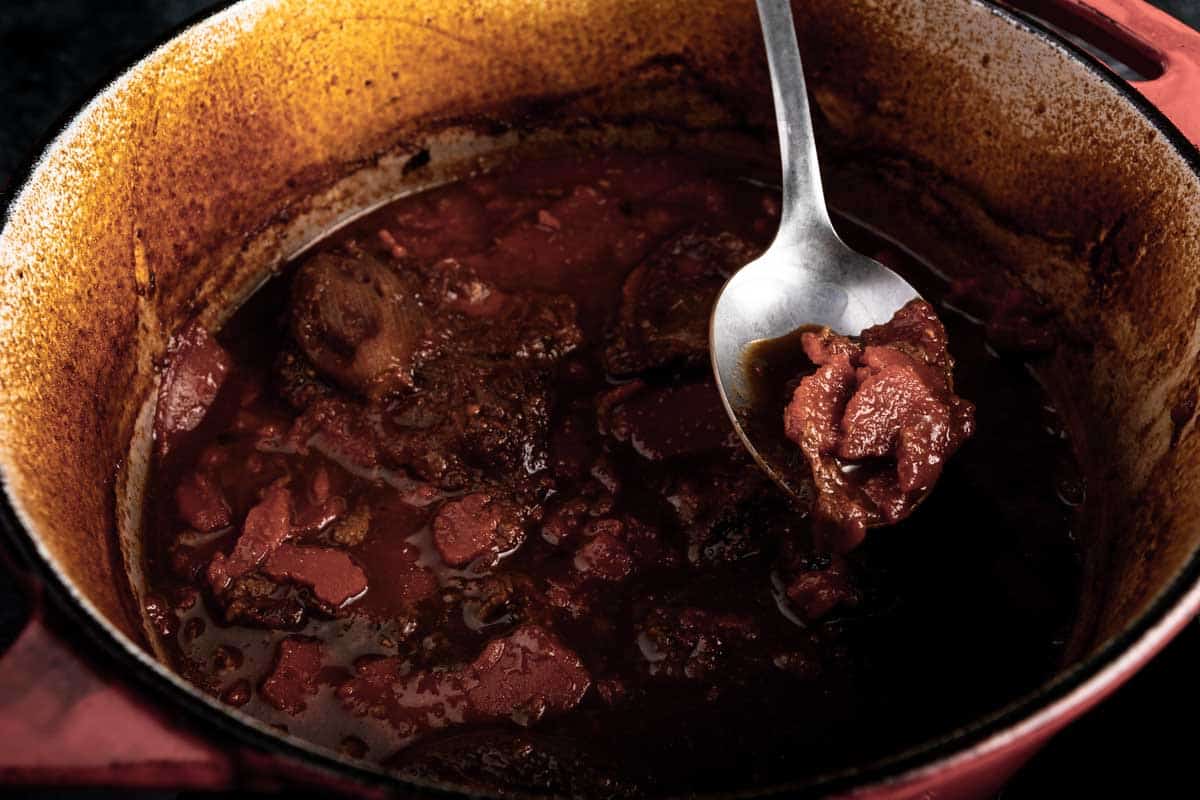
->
[1,1,1199,797]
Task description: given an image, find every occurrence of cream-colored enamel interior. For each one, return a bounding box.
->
[1,0,1199,776]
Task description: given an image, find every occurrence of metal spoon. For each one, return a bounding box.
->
[709,0,920,501]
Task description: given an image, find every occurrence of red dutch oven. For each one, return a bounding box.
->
[1,0,1199,796]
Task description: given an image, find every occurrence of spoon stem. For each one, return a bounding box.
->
[756,0,831,238]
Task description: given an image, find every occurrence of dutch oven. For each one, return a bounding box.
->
[0,0,1199,797]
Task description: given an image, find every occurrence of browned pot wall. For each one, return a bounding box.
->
[0,0,769,642]
[0,0,1197,738]
[796,0,1200,656]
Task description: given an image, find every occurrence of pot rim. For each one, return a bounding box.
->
[1,1,1198,796]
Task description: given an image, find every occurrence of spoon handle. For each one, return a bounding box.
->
[755,0,831,237]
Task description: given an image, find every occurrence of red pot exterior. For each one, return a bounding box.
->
[0,0,1199,796]
[0,610,383,796]
[1014,0,1200,143]
[0,613,232,789]
[846,5,1200,795]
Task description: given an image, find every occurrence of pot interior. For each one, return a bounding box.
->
[1,0,1199,792]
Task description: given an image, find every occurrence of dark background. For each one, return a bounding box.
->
[1,1,1199,797]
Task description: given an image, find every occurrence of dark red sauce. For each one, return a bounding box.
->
[141,152,1081,795]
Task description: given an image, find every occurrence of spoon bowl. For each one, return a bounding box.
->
[710,0,921,503]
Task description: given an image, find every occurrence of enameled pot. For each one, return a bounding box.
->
[1,0,1199,796]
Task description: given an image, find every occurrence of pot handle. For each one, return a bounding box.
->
[0,559,382,794]
[1014,0,1200,147]
[0,571,236,788]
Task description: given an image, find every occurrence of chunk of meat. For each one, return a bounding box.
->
[486,184,647,298]
[594,676,629,707]
[206,485,292,593]
[339,656,471,743]
[337,625,589,743]
[664,466,781,567]
[261,637,324,714]
[492,293,583,364]
[291,495,346,535]
[782,300,975,547]
[466,624,591,725]
[839,349,959,493]
[574,515,677,575]
[601,381,731,461]
[783,355,857,457]
[547,402,601,483]
[155,321,232,459]
[783,555,859,621]
[263,543,368,609]
[294,254,579,492]
[432,493,525,567]
[861,297,953,372]
[175,471,231,532]
[801,328,863,366]
[425,259,583,362]
[573,532,634,581]
[275,346,335,411]
[429,257,512,318]
[290,469,345,533]
[543,573,602,620]
[466,573,547,628]
[286,398,382,474]
[221,574,307,630]
[377,358,556,489]
[539,485,613,547]
[604,231,760,375]
[637,608,760,682]
[458,365,554,475]
[290,251,427,400]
